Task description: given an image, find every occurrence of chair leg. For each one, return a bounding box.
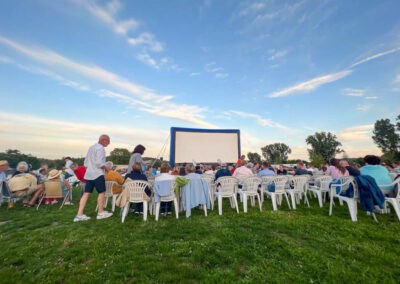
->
[218,196,223,215]
[290,192,296,210]
[104,197,109,209]
[388,200,400,222]
[173,198,179,219]
[257,194,262,211]
[121,202,130,223]
[304,193,310,208]
[284,193,292,210]
[243,193,248,213]
[233,195,239,214]
[347,199,358,222]
[112,195,117,212]
[143,201,148,221]
[203,204,207,216]
[329,190,334,216]
[271,194,278,211]
[155,202,160,221]
[317,191,323,208]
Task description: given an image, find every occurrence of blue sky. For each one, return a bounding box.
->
[0,0,400,160]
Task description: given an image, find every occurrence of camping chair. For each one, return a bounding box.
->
[308,175,332,207]
[121,180,151,222]
[286,176,310,209]
[1,181,18,207]
[214,176,239,215]
[329,176,358,222]
[37,181,70,210]
[238,176,262,213]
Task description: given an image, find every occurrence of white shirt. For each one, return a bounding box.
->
[233,166,253,179]
[155,173,176,182]
[65,160,74,176]
[84,143,106,180]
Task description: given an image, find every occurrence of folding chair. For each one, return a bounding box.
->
[37,181,70,210]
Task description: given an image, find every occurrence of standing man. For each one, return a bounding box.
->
[74,135,113,222]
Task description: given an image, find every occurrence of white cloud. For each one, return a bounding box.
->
[395,73,400,83]
[239,2,266,17]
[189,72,200,77]
[337,124,373,142]
[136,53,160,69]
[269,70,352,98]
[356,104,372,112]
[0,111,168,159]
[350,47,400,68]
[72,0,138,35]
[230,110,295,133]
[365,96,378,100]
[128,32,164,52]
[204,62,229,79]
[268,49,288,61]
[0,36,214,127]
[342,88,365,97]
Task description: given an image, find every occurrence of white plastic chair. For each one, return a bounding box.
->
[154,180,179,221]
[381,179,400,221]
[265,176,291,211]
[201,174,215,210]
[121,180,151,222]
[286,176,310,209]
[308,175,332,207]
[329,176,358,222]
[214,176,239,215]
[239,176,262,213]
[260,176,275,203]
[96,181,120,212]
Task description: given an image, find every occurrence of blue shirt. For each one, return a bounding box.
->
[360,165,393,191]
[258,169,275,177]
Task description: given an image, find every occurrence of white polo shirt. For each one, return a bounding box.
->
[84,143,106,180]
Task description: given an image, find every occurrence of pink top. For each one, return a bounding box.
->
[326,165,349,179]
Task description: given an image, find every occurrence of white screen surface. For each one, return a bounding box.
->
[173,130,239,164]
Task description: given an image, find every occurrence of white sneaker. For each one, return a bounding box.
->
[97,211,113,220]
[73,215,91,222]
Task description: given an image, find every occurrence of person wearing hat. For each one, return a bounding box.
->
[8,173,44,207]
[47,169,73,205]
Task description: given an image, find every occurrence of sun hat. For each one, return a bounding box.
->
[0,160,8,166]
[48,169,62,180]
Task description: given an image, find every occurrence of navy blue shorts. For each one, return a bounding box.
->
[84,175,106,194]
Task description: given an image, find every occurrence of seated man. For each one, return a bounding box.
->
[294,162,312,176]
[104,161,124,195]
[8,173,43,207]
[214,163,231,181]
[258,162,275,177]
[360,155,394,196]
[233,160,253,179]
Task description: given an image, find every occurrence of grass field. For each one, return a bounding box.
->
[1,188,400,283]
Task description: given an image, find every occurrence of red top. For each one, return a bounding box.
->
[74,166,87,182]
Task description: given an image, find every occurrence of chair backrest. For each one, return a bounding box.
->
[201,173,215,181]
[201,175,214,191]
[105,181,117,197]
[333,176,357,198]
[242,176,262,193]
[272,176,288,193]
[215,176,238,195]
[315,175,333,191]
[123,180,150,202]
[261,176,275,186]
[154,179,176,198]
[289,176,309,192]
[43,181,63,198]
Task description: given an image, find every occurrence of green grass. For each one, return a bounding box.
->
[1,188,400,283]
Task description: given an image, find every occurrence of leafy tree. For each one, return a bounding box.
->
[309,153,326,168]
[108,148,131,165]
[247,152,262,164]
[261,143,291,164]
[305,132,343,163]
[372,118,399,154]
[0,149,40,169]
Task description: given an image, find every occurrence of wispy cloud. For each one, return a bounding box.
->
[238,2,267,17]
[136,53,160,69]
[128,32,164,52]
[189,72,201,77]
[0,36,213,127]
[230,110,296,133]
[205,62,229,79]
[337,124,373,142]
[350,47,400,68]
[269,70,352,98]
[268,49,289,61]
[72,0,138,35]
[365,96,378,100]
[342,88,365,97]
[356,104,372,112]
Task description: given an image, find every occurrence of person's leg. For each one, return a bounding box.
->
[95,175,106,214]
[28,188,44,205]
[76,179,94,216]
[97,192,105,214]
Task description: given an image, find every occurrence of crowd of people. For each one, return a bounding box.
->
[1,134,399,221]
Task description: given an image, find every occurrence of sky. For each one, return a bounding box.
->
[0,0,400,161]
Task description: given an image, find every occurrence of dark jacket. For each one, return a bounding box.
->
[355,175,385,212]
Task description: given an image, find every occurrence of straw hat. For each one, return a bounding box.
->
[8,175,31,191]
[48,169,61,180]
[0,160,8,166]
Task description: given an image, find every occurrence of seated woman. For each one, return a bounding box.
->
[325,158,349,179]
[8,173,43,207]
[125,162,151,214]
[185,164,201,179]
[104,161,124,195]
[12,161,30,177]
[154,163,176,215]
[360,155,394,196]
[46,169,73,205]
